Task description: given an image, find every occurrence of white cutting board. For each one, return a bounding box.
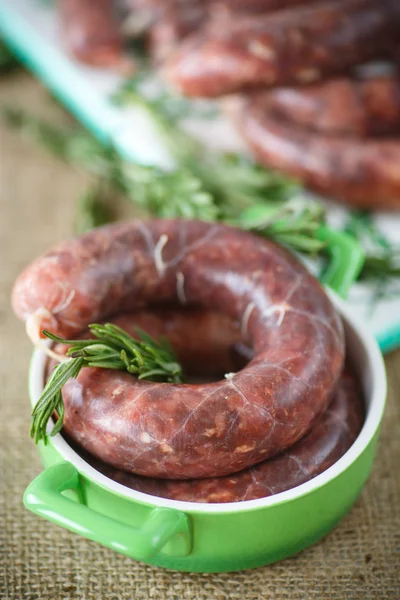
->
[1,0,400,353]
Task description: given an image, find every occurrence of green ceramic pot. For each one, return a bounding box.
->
[24,292,386,573]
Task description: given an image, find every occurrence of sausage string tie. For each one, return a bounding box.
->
[241,302,255,337]
[154,234,169,276]
[176,272,187,304]
[25,310,68,364]
[30,323,184,444]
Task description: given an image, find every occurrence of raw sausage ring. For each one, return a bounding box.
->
[87,370,364,503]
[13,220,344,478]
[57,310,363,504]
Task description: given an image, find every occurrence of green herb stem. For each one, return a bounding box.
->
[31,324,184,444]
[7,95,399,284]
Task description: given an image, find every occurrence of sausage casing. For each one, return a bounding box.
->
[210,0,333,15]
[59,0,131,70]
[229,96,400,210]
[164,0,400,97]
[262,75,400,137]
[13,220,344,478]
[91,367,363,502]
[51,310,361,503]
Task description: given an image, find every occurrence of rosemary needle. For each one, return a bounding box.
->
[31,324,184,444]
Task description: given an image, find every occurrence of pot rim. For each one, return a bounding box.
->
[28,292,386,514]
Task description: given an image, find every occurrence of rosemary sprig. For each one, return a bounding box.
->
[122,163,219,220]
[360,250,400,281]
[3,106,219,222]
[3,99,302,215]
[31,324,184,444]
[0,42,19,75]
[344,211,391,253]
[343,211,400,309]
[3,106,114,175]
[344,211,400,279]
[76,184,117,233]
[234,198,326,254]
[112,82,300,215]
[0,103,350,257]
[115,85,317,240]
[113,76,217,124]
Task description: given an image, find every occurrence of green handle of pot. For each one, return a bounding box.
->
[23,461,191,559]
[317,226,365,299]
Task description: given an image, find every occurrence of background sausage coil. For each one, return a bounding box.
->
[54,0,400,210]
[163,0,400,97]
[59,0,134,71]
[228,95,400,210]
[259,75,400,137]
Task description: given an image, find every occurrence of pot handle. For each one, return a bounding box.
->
[316,226,365,299]
[23,461,192,560]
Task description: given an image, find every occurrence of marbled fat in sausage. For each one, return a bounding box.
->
[164,0,400,97]
[13,220,344,478]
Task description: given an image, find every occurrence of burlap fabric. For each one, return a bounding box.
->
[1,73,399,600]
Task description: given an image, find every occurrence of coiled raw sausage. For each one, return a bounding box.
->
[50,309,361,503]
[262,75,400,137]
[164,0,400,97]
[13,220,344,478]
[86,366,364,502]
[229,96,400,210]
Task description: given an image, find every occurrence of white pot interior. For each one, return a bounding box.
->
[29,292,387,514]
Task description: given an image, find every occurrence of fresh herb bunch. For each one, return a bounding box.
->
[3,106,219,224]
[112,80,301,217]
[31,324,184,444]
[4,105,325,251]
[122,163,219,221]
